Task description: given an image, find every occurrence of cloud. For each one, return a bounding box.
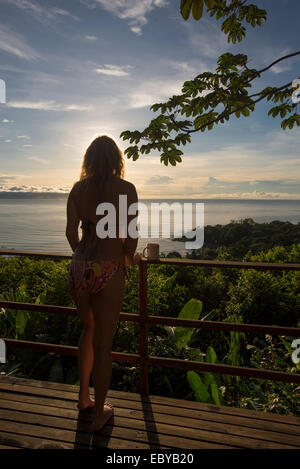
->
[0,175,18,183]
[2,1,79,23]
[95,64,132,76]
[28,157,50,164]
[130,26,142,35]
[128,78,184,108]
[206,175,300,195]
[265,48,296,74]
[90,0,168,34]
[2,119,14,123]
[7,100,58,110]
[208,176,231,186]
[145,176,173,185]
[184,19,229,59]
[271,63,292,74]
[120,57,208,110]
[168,61,196,73]
[0,24,40,60]
[145,175,173,185]
[6,100,92,111]
[63,104,93,111]
[0,184,69,193]
[1,185,27,191]
[17,135,30,139]
[51,7,79,21]
[85,35,97,40]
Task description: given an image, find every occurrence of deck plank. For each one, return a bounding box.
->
[0,397,299,448]
[0,443,21,449]
[1,388,299,439]
[0,406,237,449]
[0,432,73,449]
[1,375,299,426]
[0,376,299,449]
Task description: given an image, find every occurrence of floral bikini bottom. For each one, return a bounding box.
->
[68,258,123,294]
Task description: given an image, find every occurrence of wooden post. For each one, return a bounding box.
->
[139,259,149,396]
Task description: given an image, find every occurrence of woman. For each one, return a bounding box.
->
[66,135,139,432]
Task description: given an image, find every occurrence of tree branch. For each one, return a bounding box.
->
[256,51,300,75]
[183,82,296,135]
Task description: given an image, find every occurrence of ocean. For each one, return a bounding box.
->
[0,198,299,256]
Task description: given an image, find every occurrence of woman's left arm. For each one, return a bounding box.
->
[65,190,80,252]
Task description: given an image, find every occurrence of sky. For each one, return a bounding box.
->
[0,0,299,199]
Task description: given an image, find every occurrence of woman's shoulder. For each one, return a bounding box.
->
[68,180,80,197]
[71,179,90,194]
[68,180,89,205]
[117,178,137,195]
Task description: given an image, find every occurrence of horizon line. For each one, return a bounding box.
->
[0,192,300,201]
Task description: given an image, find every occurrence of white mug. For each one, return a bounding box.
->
[142,243,159,259]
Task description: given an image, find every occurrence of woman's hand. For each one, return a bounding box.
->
[125,252,141,266]
[133,253,141,265]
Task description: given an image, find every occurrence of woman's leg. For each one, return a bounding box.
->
[91,267,125,430]
[71,287,95,410]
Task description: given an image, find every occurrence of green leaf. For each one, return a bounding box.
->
[241,107,250,117]
[210,383,221,405]
[180,0,193,20]
[206,345,217,363]
[188,348,204,361]
[187,371,210,402]
[174,298,203,351]
[192,0,204,20]
[16,310,30,338]
[204,372,217,387]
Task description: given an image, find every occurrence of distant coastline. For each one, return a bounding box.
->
[0,192,300,201]
[0,192,68,199]
[0,197,299,254]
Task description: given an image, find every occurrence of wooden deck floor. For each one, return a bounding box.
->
[0,375,299,449]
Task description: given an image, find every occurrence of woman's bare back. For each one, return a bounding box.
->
[70,176,138,262]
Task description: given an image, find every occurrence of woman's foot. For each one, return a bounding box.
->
[77,396,95,411]
[92,401,114,432]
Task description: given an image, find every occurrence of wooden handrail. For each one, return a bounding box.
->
[146,257,300,271]
[0,249,71,260]
[0,250,299,394]
[1,248,300,270]
[2,337,299,384]
[0,301,299,337]
[2,338,140,363]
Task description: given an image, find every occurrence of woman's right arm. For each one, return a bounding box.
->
[122,183,139,265]
[65,187,80,252]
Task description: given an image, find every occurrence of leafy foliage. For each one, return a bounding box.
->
[183,218,300,260]
[0,234,299,414]
[180,0,267,44]
[120,2,299,165]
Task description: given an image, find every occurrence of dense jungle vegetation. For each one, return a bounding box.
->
[0,219,299,416]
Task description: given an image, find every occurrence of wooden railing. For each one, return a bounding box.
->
[0,249,300,396]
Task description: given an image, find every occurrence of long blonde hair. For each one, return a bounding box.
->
[80,135,124,184]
